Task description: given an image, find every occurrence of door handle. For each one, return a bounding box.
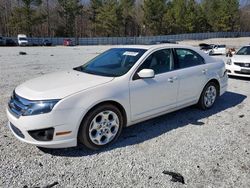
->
[202,69,208,74]
[168,77,178,83]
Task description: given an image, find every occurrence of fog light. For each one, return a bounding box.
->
[28,128,54,141]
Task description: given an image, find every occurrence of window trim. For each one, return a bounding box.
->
[132,48,175,81]
[173,48,205,70]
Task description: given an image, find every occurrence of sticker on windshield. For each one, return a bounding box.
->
[123,51,139,56]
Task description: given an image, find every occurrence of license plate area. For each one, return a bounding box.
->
[241,69,250,73]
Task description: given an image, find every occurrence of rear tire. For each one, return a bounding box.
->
[78,104,123,150]
[198,82,218,110]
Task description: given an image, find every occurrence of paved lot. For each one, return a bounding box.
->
[0,46,250,188]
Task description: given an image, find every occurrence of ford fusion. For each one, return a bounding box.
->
[7,45,228,150]
[226,45,250,78]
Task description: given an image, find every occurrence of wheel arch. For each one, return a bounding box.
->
[78,100,128,131]
[206,78,220,96]
[198,78,220,103]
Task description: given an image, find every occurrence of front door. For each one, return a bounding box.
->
[129,49,179,121]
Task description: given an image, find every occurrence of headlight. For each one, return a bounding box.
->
[226,59,232,65]
[22,100,60,116]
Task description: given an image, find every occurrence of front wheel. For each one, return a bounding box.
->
[78,104,123,150]
[198,82,218,110]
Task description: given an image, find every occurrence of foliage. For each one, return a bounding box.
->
[9,0,44,36]
[57,0,82,37]
[0,0,246,37]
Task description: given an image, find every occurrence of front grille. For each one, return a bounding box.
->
[235,70,250,75]
[234,62,250,68]
[10,122,25,138]
[8,92,29,118]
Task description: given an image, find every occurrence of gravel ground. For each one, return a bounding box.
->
[0,46,250,188]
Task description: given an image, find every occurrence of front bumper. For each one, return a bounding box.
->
[6,108,78,148]
[226,64,250,78]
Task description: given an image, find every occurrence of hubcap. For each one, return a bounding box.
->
[204,85,217,108]
[89,110,119,145]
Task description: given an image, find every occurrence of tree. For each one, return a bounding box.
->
[219,0,240,31]
[143,0,166,35]
[9,0,44,36]
[57,0,82,37]
[240,5,250,31]
[184,0,209,33]
[119,0,135,36]
[166,0,187,33]
[89,0,102,36]
[202,0,240,32]
[95,0,120,37]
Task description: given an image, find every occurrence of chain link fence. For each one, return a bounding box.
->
[5,32,250,46]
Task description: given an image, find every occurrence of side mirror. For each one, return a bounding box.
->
[138,69,155,79]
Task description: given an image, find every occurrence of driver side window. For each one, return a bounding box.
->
[137,49,174,76]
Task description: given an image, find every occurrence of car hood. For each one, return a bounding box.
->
[232,55,250,62]
[15,70,114,100]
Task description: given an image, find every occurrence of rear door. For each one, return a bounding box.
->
[173,48,208,106]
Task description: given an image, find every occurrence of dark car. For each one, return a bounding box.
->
[150,40,178,45]
[5,39,17,46]
[199,43,214,54]
[0,36,4,46]
[43,39,52,46]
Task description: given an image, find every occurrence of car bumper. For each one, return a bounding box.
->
[226,64,250,78]
[6,108,80,148]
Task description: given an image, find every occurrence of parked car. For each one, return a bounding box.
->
[63,39,73,46]
[226,45,250,77]
[210,44,226,55]
[17,34,28,46]
[7,44,228,149]
[5,39,17,46]
[150,40,178,45]
[43,39,52,46]
[199,43,213,54]
[0,36,4,46]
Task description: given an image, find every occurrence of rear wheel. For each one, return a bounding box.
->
[198,82,218,110]
[78,104,123,150]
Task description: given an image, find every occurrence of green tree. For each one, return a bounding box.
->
[167,0,187,33]
[57,0,82,37]
[202,0,240,32]
[119,0,135,36]
[219,0,240,31]
[143,0,166,35]
[9,0,44,36]
[185,0,209,33]
[95,0,120,37]
[89,0,103,36]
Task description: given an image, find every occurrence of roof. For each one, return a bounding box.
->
[112,44,194,50]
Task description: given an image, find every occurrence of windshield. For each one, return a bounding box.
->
[19,38,27,41]
[236,46,250,55]
[74,48,147,77]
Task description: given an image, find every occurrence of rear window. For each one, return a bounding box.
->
[218,45,226,48]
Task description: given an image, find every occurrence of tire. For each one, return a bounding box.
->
[78,104,123,150]
[198,82,218,110]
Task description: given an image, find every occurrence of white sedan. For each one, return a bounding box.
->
[7,44,228,150]
[226,45,250,77]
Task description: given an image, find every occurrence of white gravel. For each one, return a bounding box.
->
[0,46,250,188]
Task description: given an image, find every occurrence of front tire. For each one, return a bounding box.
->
[78,104,123,150]
[198,82,218,110]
